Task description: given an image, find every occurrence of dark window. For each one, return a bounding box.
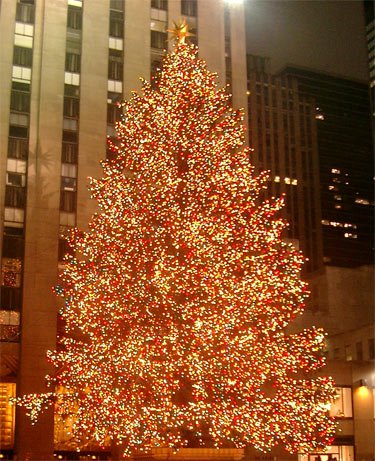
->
[151,31,167,50]
[107,103,122,124]
[108,49,123,80]
[0,287,22,311]
[8,137,28,159]
[355,341,363,361]
[64,84,80,97]
[64,97,80,118]
[58,238,74,262]
[62,142,78,164]
[5,186,26,208]
[60,190,76,212]
[61,177,77,192]
[67,6,82,30]
[10,90,30,113]
[369,338,375,360]
[110,0,124,10]
[65,52,81,73]
[181,0,197,17]
[2,235,24,259]
[7,173,23,187]
[62,130,78,143]
[16,2,34,23]
[13,46,32,67]
[109,10,124,38]
[151,0,167,10]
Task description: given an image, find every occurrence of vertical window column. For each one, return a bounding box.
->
[59,4,83,260]
[107,0,124,146]
[1,0,35,339]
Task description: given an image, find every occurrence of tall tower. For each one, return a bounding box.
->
[281,66,374,268]
[0,1,247,458]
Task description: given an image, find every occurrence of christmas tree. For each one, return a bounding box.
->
[16,29,336,456]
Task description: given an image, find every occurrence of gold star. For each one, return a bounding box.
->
[167,20,194,44]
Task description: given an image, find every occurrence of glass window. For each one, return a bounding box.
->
[151,0,167,10]
[110,0,124,11]
[1,258,22,288]
[67,6,82,30]
[108,49,123,80]
[107,103,122,124]
[356,341,363,361]
[64,84,80,97]
[62,130,78,143]
[345,344,352,361]
[65,52,81,73]
[60,190,76,212]
[16,2,34,23]
[109,10,124,38]
[330,387,353,418]
[8,137,28,160]
[61,177,77,192]
[2,234,24,259]
[0,310,20,342]
[298,445,354,461]
[5,186,26,208]
[58,238,74,262]
[181,0,197,17]
[0,286,22,311]
[62,142,78,164]
[368,338,375,360]
[13,46,32,67]
[151,30,167,50]
[0,383,16,448]
[63,97,80,118]
[10,88,30,113]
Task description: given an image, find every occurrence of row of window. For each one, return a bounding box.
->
[333,338,375,361]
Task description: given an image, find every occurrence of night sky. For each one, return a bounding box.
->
[245,0,369,81]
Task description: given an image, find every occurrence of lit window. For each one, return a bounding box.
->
[331,168,341,174]
[344,233,357,239]
[315,107,324,120]
[0,310,20,342]
[0,383,16,448]
[274,176,280,183]
[334,195,342,201]
[1,258,22,288]
[355,198,370,205]
[330,387,353,417]
[335,204,342,209]
[345,344,352,361]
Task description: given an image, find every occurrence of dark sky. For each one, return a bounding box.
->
[245,0,370,81]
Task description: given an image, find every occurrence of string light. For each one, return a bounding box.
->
[15,40,336,456]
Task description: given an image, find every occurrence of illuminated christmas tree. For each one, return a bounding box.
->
[16,29,336,456]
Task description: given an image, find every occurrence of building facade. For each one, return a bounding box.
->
[279,66,374,269]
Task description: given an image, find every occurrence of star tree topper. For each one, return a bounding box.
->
[167,19,194,44]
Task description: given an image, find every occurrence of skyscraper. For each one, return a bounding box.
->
[280,66,374,268]
[0,1,247,458]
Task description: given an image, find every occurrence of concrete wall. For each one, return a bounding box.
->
[15,0,66,458]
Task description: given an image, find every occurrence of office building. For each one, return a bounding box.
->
[279,66,374,268]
